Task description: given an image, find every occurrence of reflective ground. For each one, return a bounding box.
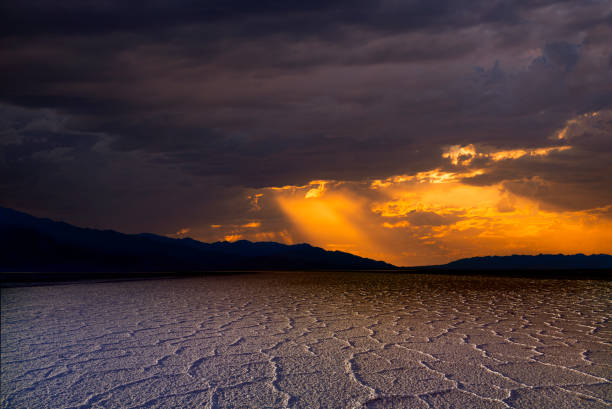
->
[1,272,611,408]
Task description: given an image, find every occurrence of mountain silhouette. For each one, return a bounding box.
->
[0,206,393,272]
[439,254,612,270]
[2,206,610,278]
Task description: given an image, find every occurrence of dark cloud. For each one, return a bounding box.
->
[543,41,581,71]
[0,0,532,39]
[455,110,612,212]
[1,0,611,235]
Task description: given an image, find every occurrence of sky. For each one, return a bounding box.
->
[1,0,612,266]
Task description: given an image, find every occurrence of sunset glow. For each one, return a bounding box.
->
[3,0,610,267]
[3,3,612,407]
[268,173,612,266]
[241,122,612,266]
[189,108,612,266]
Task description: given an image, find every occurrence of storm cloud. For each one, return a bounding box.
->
[1,0,611,263]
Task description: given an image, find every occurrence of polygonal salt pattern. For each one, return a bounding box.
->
[1,272,610,408]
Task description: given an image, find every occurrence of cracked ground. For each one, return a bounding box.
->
[1,272,610,408]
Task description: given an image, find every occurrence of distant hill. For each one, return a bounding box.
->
[0,206,394,272]
[440,254,612,270]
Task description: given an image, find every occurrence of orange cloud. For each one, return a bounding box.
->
[490,146,571,161]
[260,120,612,265]
[269,180,336,199]
[442,144,480,165]
[268,168,612,266]
[442,144,572,165]
[304,180,328,199]
[370,169,484,189]
[224,234,243,242]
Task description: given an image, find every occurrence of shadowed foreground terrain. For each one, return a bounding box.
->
[1,272,611,408]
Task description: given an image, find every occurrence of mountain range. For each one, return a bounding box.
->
[1,206,611,275]
[0,206,392,272]
[440,254,612,270]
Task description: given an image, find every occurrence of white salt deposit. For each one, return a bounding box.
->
[1,272,610,408]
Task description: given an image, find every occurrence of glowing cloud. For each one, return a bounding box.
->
[443,144,572,165]
[224,234,243,242]
[442,144,479,165]
[256,120,612,266]
[490,146,572,161]
[415,169,485,183]
[371,169,485,188]
[269,180,336,199]
[267,155,612,266]
[304,180,329,199]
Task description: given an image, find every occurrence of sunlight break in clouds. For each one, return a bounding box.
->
[262,123,612,266]
[270,176,612,266]
[275,190,384,257]
[162,111,610,266]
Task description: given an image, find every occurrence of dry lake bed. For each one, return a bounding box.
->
[1,272,611,408]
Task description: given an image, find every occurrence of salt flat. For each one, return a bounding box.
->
[1,272,611,408]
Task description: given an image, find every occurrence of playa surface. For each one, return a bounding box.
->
[1,272,611,408]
